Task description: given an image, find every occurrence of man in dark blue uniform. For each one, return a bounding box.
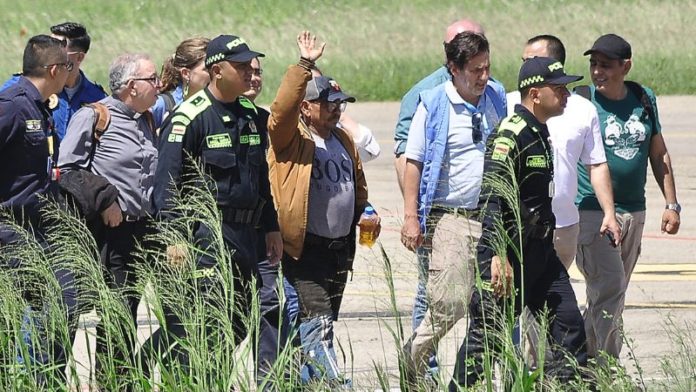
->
[0,34,70,384]
[450,57,588,389]
[147,34,281,378]
[1,22,106,142]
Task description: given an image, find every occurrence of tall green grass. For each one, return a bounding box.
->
[0,163,693,390]
[1,0,695,101]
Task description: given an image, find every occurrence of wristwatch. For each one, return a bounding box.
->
[666,203,682,214]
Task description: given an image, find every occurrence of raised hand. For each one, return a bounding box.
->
[296,30,325,62]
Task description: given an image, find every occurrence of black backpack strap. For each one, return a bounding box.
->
[574,85,591,100]
[625,81,657,131]
[160,91,176,114]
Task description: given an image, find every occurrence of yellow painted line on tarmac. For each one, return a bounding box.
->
[569,263,696,282]
[627,302,696,309]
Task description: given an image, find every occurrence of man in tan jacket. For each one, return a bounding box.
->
[267,31,380,386]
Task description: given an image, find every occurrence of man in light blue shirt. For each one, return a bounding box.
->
[399,31,506,381]
[394,19,506,192]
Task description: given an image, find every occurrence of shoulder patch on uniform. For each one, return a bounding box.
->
[25,119,43,132]
[498,114,527,135]
[167,133,184,143]
[171,124,186,135]
[492,143,511,161]
[175,90,211,121]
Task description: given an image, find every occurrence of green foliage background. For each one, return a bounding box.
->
[1,0,694,103]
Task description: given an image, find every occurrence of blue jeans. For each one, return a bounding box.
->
[282,242,351,384]
[411,247,431,331]
[411,247,438,372]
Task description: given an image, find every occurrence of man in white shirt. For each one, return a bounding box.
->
[506,35,620,268]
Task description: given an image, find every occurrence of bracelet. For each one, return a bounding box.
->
[298,57,315,71]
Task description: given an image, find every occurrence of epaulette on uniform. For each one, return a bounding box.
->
[170,90,212,127]
[497,114,527,136]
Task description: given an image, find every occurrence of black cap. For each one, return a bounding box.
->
[518,57,583,90]
[205,34,264,67]
[583,34,632,60]
[304,76,356,102]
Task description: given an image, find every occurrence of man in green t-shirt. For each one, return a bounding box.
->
[575,34,681,362]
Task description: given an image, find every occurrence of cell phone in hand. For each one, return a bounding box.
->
[606,231,617,248]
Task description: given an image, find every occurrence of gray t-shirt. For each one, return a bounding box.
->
[306,131,355,238]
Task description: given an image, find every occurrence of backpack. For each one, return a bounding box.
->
[574,81,657,132]
[84,102,154,168]
[85,102,111,170]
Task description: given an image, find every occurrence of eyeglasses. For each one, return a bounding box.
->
[312,100,347,113]
[42,61,74,72]
[327,101,347,113]
[131,75,161,86]
[472,112,483,144]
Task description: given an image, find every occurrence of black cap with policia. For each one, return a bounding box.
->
[518,56,583,90]
[205,34,264,67]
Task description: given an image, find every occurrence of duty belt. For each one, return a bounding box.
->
[304,233,350,251]
[221,199,265,225]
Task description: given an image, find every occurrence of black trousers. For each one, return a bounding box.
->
[282,243,351,322]
[139,221,257,381]
[92,218,154,385]
[450,235,587,389]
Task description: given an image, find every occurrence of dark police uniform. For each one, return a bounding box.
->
[0,77,57,219]
[146,87,278,374]
[0,76,77,384]
[155,87,278,275]
[450,105,587,388]
[1,71,106,141]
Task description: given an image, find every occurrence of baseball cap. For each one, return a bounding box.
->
[304,76,356,102]
[518,56,583,90]
[583,33,632,60]
[205,34,264,67]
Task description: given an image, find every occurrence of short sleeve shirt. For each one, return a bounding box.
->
[577,84,661,212]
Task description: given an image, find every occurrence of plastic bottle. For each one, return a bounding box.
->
[358,206,378,248]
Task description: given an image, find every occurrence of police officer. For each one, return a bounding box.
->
[149,34,281,374]
[450,57,588,389]
[1,22,106,142]
[0,35,70,384]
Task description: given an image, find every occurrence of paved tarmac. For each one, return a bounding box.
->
[71,97,696,390]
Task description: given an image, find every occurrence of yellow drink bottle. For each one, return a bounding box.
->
[359,206,378,247]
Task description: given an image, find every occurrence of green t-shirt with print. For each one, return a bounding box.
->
[576,83,661,212]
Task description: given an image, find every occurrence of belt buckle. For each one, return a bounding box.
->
[124,215,136,222]
[327,240,344,250]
